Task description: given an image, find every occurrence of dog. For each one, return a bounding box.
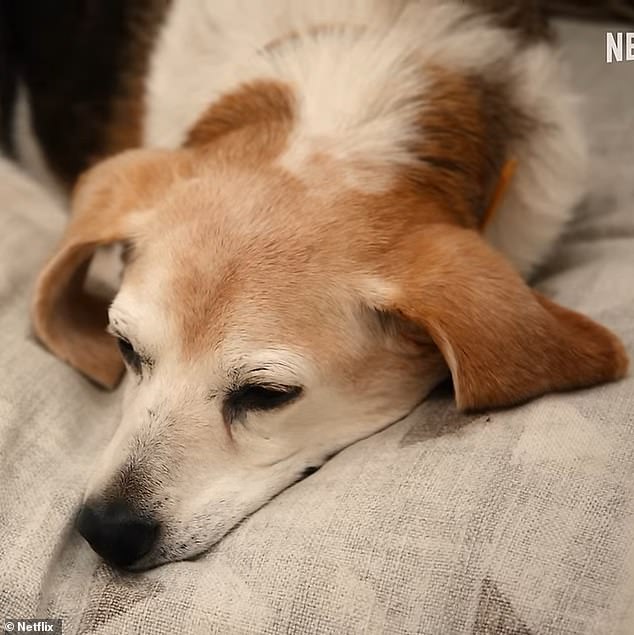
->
[3,0,628,569]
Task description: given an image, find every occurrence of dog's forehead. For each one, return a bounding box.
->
[115,228,352,367]
[164,262,345,363]
[112,159,415,366]
[110,276,316,378]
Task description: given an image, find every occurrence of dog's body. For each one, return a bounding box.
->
[2,1,628,569]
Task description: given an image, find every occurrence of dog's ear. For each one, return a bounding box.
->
[375,225,628,410]
[32,148,190,389]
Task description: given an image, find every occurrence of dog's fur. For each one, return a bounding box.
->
[5,0,628,568]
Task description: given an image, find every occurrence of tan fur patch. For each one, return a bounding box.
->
[185,80,295,165]
[162,168,329,361]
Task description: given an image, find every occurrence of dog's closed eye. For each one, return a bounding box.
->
[223,384,303,424]
[116,337,143,374]
[107,322,152,376]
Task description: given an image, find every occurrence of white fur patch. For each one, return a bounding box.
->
[484,45,588,275]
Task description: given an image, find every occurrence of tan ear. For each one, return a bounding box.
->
[32,148,188,389]
[382,225,629,410]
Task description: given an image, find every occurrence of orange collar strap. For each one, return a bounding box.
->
[480,158,517,231]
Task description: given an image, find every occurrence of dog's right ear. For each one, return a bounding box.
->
[32,148,192,389]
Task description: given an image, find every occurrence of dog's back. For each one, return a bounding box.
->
[0,1,628,185]
[1,0,625,186]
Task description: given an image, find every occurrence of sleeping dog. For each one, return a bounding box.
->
[3,0,628,569]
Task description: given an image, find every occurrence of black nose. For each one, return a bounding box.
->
[76,501,159,568]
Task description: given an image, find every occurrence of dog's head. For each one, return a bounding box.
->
[32,81,627,569]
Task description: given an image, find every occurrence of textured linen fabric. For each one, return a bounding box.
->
[0,20,633,635]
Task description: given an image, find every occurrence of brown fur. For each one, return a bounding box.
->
[185,80,295,165]
[407,66,533,227]
[380,224,628,410]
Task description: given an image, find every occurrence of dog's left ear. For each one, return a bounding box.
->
[375,225,628,410]
[32,148,191,389]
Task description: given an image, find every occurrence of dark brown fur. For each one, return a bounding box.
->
[2,0,170,186]
[408,67,534,228]
[467,0,552,42]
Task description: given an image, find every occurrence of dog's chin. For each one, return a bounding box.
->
[122,509,256,571]
[123,539,220,571]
